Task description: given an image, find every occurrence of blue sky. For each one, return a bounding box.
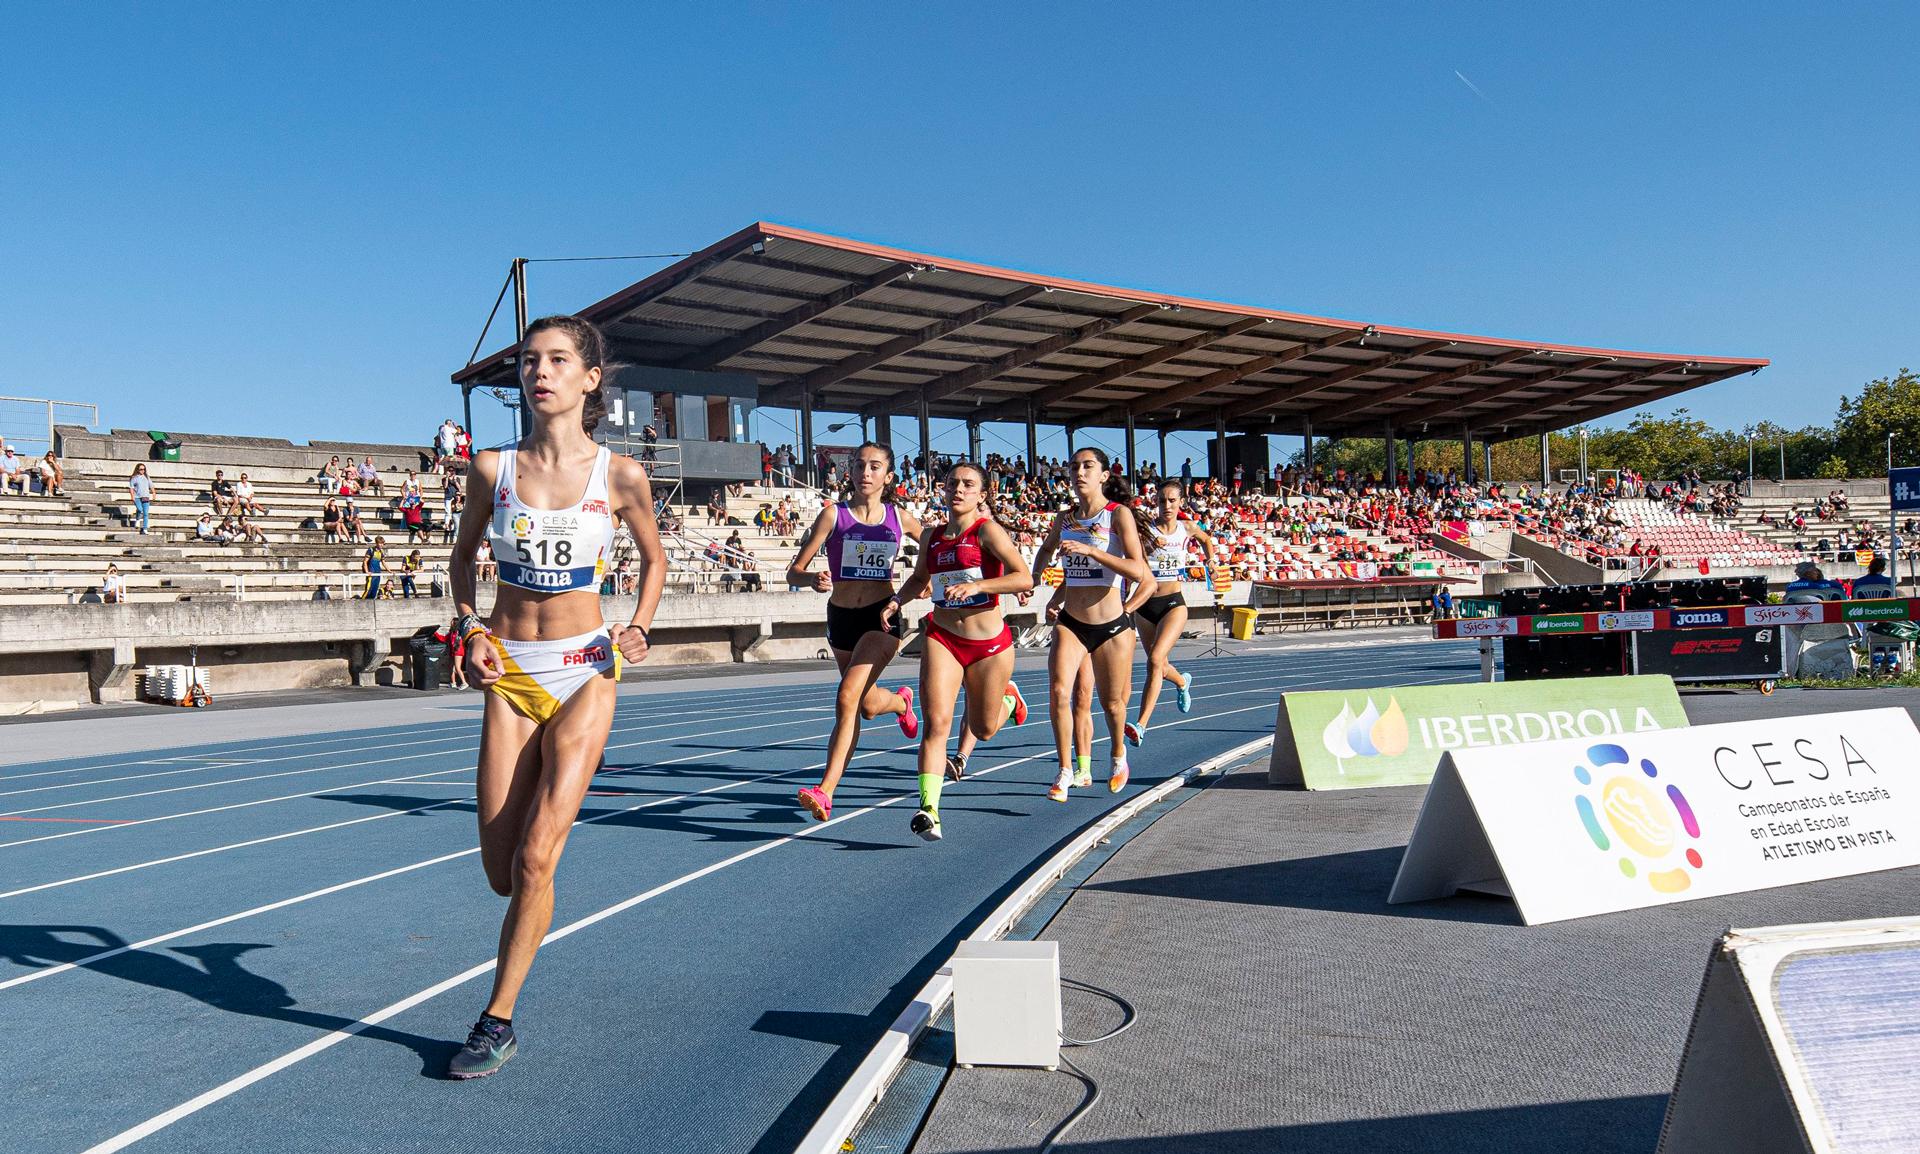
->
[4,2,1914,467]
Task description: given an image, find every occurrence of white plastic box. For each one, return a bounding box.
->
[951,939,1061,1069]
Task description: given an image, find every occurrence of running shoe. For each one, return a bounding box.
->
[897,686,919,739]
[797,786,832,823]
[910,807,942,842]
[1123,721,1143,747]
[1176,676,1193,714]
[1048,765,1074,802]
[1109,760,1130,793]
[448,1016,517,1080]
[945,753,967,781]
[1006,681,1029,726]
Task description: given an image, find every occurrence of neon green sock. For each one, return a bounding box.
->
[1076,754,1091,773]
[918,772,943,812]
[1003,693,1016,721]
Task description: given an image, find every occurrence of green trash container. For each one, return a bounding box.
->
[147,430,182,462]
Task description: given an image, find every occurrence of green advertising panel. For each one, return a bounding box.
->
[1529,614,1587,633]
[1842,602,1908,622]
[1268,674,1689,790]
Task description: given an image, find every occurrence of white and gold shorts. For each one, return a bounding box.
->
[486,629,621,725]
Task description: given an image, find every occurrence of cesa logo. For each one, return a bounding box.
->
[1747,603,1824,625]
[1596,611,1656,632]
[1572,743,1704,894]
[1671,608,1732,628]
[1456,617,1519,637]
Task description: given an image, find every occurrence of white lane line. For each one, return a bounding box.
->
[74,665,1429,1153]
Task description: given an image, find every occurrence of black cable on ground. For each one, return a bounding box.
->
[1035,977,1138,1152]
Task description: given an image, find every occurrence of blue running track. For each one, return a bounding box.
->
[0,639,1477,1153]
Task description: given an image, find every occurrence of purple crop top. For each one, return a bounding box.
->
[825,502,903,581]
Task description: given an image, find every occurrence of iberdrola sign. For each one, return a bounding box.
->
[1269,674,1689,790]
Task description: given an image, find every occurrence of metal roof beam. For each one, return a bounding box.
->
[865,304,1160,418]
[760,286,1045,408]
[1312,348,1540,428]
[673,261,913,369]
[1212,339,1454,425]
[1112,328,1365,425]
[1511,365,1749,439]
[1384,355,1614,432]
[976,317,1270,424]
[1471,361,1681,433]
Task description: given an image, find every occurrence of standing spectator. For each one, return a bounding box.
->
[36,450,64,496]
[454,425,472,462]
[441,470,460,522]
[322,498,344,543]
[357,456,383,496]
[101,563,126,604]
[433,620,469,689]
[442,490,463,544]
[760,441,773,485]
[127,464,154,533]
[233,472,265,516]
[209,469,236,515]
[401,490,428,543]
[0,446,26,494]
[1180,457,1194,488]
[401,549,423,598]
[361,535,387,599]
[436,418,459,467]
[641,422,659,464]
[342,497,365,543]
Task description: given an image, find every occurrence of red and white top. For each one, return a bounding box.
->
[928,518,1003,609]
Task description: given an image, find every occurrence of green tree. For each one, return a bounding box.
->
[1830,368,1920,475]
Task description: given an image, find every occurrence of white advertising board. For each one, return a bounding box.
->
[1389,707,1920,925]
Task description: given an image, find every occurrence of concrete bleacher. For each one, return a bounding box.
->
[1611,498,1801,570]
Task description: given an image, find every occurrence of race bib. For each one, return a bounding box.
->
[1062,551,1104,582]
[932,566,989,608]
[1150,546,1186,580]
[838,538,898,581]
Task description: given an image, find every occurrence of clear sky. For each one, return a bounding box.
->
[5,2,1915,468]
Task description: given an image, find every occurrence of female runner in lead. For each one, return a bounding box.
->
[445,315,664,1079]
[1030,448,1151,801]
[787,442,923,822]
[887,461,1031,841]
[1124,477,1217,747]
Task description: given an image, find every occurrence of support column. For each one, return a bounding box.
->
[799,389,815,487]
[1484,441,1494,486]
[1384,420,1398,488]
[461,385,473,446]
[1065,423,1076,456]
[1214,409,1228,482]
[1461,423,1474,485]
[1025,400,1038,472]
[917,390,932,476]
[1158,427,1168,477]
[967,421,983,464]
[1303,416,1315,470]
[1539,433,1551,487]
[1124,412,1137,481]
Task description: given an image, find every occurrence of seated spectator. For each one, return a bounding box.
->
[233,472,266,516]
[1852,555,1897,599]
[708,491,728,525]
[229,512,267,545]
[474,538,496,582]
[318,455,344,494]
[36,450,63,496]
[357,456,383,496]
[401,468,422,503]
[209,468,236,515]
[754,503,774,535]
[195,512,222,542]
[101,563,126,604]
[0,446,25,495]
[322,498,344,543]
[401,491,428,543]
[342,498,366,543]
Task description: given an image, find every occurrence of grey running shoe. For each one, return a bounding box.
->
[448,1016,517,1079]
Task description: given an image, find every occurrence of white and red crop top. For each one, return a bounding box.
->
[1061,502,1125,589]
[928,517,1003,609]
[488,446,615,593]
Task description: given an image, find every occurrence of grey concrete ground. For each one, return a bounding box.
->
[912,687,1920,1154]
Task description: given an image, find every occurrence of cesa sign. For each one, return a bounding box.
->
[1596,611,1657,632]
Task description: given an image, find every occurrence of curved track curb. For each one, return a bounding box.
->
[796,734,1275,1154]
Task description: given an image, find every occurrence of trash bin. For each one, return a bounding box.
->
[1230,607,1259,641]
[146,430,182,462]
[408,627,450,690]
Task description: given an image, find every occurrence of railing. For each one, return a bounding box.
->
[2,396,99,461]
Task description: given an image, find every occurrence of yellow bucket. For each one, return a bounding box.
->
[1229,607,1258,641]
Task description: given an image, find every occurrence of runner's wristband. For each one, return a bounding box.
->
[456,613,488,641]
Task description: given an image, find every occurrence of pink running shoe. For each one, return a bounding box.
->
[897,686,919,739]
[797,786,832,822]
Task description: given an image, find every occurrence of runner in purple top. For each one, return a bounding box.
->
[784,442,925,822]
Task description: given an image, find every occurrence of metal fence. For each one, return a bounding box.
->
[1,396,99,459]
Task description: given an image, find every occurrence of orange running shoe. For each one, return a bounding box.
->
[1108,760,1130,794]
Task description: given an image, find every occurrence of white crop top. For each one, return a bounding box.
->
[1061,502,1125,589]
[488,446,616,593]
[1148,520,1191,581]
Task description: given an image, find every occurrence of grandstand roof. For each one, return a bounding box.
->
[453,222,1767,441]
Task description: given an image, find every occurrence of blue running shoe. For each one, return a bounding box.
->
[449,1016,517,1080]
[1176,676,1193,714]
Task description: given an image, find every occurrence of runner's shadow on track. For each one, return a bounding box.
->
[589,800,912,852]
[0,925,461,1076]
[1079,847,1518,925]
[315,792,478,814]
